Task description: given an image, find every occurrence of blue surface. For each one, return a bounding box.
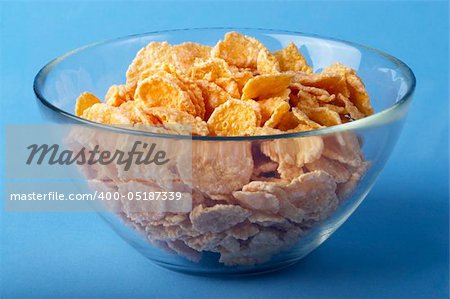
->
[0,1,448,298]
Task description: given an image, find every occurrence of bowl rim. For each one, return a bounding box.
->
[33,27,416,141]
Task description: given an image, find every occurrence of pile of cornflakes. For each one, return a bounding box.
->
[76,31,373,135]
[76,32,373,266]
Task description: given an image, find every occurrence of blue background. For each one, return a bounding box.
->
[0,1,448,298]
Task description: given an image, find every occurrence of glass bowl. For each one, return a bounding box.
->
[34,28,415,276]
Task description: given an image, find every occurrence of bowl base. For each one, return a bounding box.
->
[151,259,302,277]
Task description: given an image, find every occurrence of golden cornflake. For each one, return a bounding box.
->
[104,85,133,107]
[273,42,313,73]
[292,72,350,98]
[139,67,206,119]
[207,99,261,136]
[323,63,373,115]
[335,93,365,120]
[293,83,335,103]
[134,75,197,116]
[230,68,254,92]
[291,107,323,130]
[126,42,175,91]
[256,49,280,75]
[196,80,232,119]
[172,42,211,70]
[299,106,342,127]
[211,31,265,69]
[214,77,240,99]
[258,97,290,128]
[137,106,209,136]
[275,111,303,131]
[81,103,132,125]
[189,58,233,81]
[75,92,102,117]
[241,74,292,100]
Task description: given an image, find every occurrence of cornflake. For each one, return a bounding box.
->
[196,80,232,119]
[259,96,290,127]
[211,32,265,69]
[190,204,251,233]
[172,42,211,70]
[260,135,323,180]
[105,85,132,107]
[232,191,280,213]
[323,63,373,116]
[81,103,132,125]
[305,156,351,183]
[241,74,292,100]
[273,42,313,73]
[257,49,281,75]
[207,99,261,136]
[75,92,102,117]
[180,141,254,195]
[137,106,209,136]
[134,75,197,116]
[126,42,175,91]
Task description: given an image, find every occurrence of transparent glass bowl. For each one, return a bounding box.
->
[34,28,415,275]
